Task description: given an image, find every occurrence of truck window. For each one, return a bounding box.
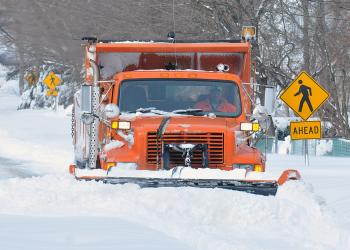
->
[99,52,243,79]
[118,79,242,117]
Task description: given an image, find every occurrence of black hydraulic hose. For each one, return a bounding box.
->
[156,116,171,169]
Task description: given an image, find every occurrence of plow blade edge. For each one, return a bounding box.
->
[70,165,300,196]
[77,176,278,196]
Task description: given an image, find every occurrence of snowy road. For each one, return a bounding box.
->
[1,78,350,249]
[0,156,37,180]
[0,215,192,250]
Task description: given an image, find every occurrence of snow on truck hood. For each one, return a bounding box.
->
[119,114,234,132]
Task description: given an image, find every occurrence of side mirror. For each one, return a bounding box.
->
[104,104,120,119]
[81,84,92,113]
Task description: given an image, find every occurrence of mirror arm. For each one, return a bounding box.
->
[251,117,272,147]
[91,113,111,127]
[97,81,115,110]
[90,59,100,87]
[241,82,255,109]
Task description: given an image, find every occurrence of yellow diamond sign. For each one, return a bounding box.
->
[46,89,59,96]
[280,71,329,121]
[43,71,61,90]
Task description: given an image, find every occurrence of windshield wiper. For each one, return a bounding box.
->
[172,109,205,116]
[125,108,205,116]
[126,107,167,115]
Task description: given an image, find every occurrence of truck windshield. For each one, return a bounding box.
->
[118,79,242,117]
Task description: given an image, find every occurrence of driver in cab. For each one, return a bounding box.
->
[194,86,236,113]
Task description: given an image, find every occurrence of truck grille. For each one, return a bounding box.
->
[147,132,224,167]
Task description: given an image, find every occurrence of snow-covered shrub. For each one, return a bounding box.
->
[278,135,291,154]
[18,81,55,109]
[273,117,292,140]
[316,140,333,156]
[18,65,80,110]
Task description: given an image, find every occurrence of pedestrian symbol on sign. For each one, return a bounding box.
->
[294,79,313,112]
[51,75,56,86]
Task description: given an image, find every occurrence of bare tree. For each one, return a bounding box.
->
[0,0,349,137]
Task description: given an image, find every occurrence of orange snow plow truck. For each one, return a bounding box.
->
[69,34,300,196]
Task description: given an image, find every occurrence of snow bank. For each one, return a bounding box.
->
[0,78,73,175]
[0,175,349,250]
[0,214,191,250]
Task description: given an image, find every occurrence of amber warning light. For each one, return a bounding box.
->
[240,122,260,132]
[241,26,256,41]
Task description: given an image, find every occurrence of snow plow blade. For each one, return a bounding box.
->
[70,165,300,196]
[83,176,278,196]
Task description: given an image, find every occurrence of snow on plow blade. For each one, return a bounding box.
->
[84,176,278,196]
[69,165,300,196]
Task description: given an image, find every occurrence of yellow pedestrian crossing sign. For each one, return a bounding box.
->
[43,71,61,90]
[280,71,329,121]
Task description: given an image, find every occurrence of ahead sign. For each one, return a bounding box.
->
[46,89,59,97]
[280,71,329,121]
[290,121,321,140]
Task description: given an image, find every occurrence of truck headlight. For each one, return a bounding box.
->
[233,164,263,172]
[240,122,260,132]
[111,121,131,130]
[233,164,253,171]
[118,121,131,130]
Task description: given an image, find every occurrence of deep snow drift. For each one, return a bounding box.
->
[0,73,350,250]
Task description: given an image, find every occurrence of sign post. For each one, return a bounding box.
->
[43,71,62,111]
[280,71,329,167]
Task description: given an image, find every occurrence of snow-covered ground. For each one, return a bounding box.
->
[1,74,350,250]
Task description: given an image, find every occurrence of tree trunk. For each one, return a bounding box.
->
[318,1,347,137]
[16,45,25,95]
[302,0,310,72]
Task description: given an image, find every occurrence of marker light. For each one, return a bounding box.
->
[252,123,260,132]
[106,162,116,170]
[254,164,263,172]
[111,121,131,130]
[240,122,260,132]
[111,121,118,129]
